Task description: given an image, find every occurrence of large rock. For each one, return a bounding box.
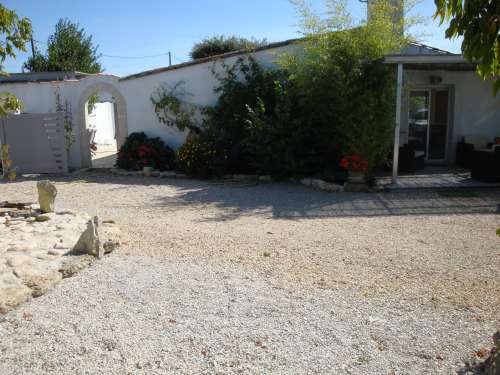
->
[73,216,102,258]
[0,272,32,313]
[13,262,63,298]
[37,180,57,213]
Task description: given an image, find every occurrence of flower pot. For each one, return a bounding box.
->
[344,171,368,192]
[142,166,153,177]
[347,171,366,184]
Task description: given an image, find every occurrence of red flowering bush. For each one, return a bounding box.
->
[339,154,369,172]
[116,132,175,171]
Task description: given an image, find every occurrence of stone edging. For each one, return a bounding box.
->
[110,168,345,193]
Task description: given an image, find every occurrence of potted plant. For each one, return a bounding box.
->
[339,154,369,191]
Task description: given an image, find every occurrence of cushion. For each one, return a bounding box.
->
[463,135,488,149]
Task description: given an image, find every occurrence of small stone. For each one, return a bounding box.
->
[300,178,313,187]
[232,174,258,181]
[103,240,119,254]
[160,171,176,178]
[35,214,51,222]
[37,180,57,213]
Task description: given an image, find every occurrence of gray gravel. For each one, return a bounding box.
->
[0,173,499,374]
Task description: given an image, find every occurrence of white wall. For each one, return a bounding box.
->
[88,102,116,145]
[119,45,296,150]
[402,70,500,162]
[0,75,122,169]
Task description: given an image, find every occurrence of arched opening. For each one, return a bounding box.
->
[78,82,127,169]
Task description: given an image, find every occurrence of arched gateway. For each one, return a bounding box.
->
[78,82,128,168]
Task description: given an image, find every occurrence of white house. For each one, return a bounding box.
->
[0,38,498,180]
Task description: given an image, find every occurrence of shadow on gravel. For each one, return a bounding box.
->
[2,171,499,221]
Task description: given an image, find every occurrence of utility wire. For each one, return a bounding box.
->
[34,39,177,60]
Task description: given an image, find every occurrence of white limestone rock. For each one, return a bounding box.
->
[73,216,102,258]
[37,180,57,213]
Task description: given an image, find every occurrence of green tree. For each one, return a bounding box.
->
[278,0,418,172]
[0,5,32,178]
[0,4,31,115]
[190,35,267,59]
[23,18,101,73]
[434,0,500,94]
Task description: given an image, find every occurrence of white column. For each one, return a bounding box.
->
[392,63,403,184]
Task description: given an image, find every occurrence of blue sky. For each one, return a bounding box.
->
[3,0,462,77]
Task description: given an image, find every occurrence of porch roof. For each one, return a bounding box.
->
[383,54,475,71]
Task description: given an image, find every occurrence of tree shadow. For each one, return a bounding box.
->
[151,180,500,222]
[2,172,499,222]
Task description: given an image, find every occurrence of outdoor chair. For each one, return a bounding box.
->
[398,142,425,173]
[471,145,500,182]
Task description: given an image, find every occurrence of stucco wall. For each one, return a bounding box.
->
[401,70,500,162]
[119,44,295,150]
[0,45,293,169]
[0,75,123,169]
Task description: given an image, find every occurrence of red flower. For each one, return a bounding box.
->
[339,154,368,172]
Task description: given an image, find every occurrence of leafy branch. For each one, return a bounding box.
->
[150,81,201,133]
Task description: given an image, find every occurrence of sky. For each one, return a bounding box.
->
[3,0,462,77]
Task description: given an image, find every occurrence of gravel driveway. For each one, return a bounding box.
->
[0,173,499,374]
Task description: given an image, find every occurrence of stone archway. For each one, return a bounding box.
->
[78,82,128,168]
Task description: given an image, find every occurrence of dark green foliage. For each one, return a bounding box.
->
[190,35,267,60]
[0,4,31,116]
[23,18,101,73]
[204,57,292,175]
[116,132,175,171]
[174,52,394,179]
[176,134,227,178]
[435,0,500,94]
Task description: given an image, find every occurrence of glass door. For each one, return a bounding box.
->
[428,89,449,160]
[408,90,430,157]
[408,89,449,161]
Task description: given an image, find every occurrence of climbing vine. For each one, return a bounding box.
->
[55,89,75,155]
[150,81,201,133]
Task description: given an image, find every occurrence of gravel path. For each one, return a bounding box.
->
[0,173,499,374]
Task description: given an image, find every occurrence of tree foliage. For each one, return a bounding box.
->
[171,0,422,179]
[23,18,101,73]
[190,35,267,59]
[0,4,31,116]
[434,0,500,94]
[279,0,412,171]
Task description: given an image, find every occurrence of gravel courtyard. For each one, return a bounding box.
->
[0,173,499,374]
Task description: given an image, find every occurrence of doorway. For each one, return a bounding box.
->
[408,88,450,162]
[86,96,117,168]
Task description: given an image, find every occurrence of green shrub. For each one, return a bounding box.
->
[190,35,267,60]
[176,134,227,178]
[116,132,175,171]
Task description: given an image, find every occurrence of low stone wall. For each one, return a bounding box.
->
[0,181,120,314]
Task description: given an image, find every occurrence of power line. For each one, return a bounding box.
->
[101,52,171,59]
[33,39,176,60]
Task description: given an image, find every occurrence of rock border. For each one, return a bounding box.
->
[111,168,346,193]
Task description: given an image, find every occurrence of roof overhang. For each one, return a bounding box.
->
[383,54,476,71]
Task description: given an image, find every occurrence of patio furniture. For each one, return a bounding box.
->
[471,145,500,182]
[398,142,425,172]
[456,136,496,163]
